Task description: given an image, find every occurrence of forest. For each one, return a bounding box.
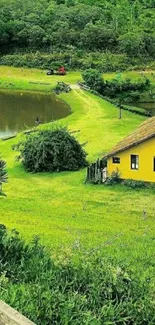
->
[1,0,155,59]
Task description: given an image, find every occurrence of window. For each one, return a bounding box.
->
[131,155,139,170]
[153,157,155,172]
[112,157,120,164]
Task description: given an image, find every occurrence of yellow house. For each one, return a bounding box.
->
[104,117,155,183]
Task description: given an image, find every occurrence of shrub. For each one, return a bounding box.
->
[103,77,151,98]
[82,69,104,92]
[0,158,8,196]
[14,128,88,173]
[124,90,141,102]
[0,224,51,282]
[105,169,121,185]
[0,52,153,72]
[123,179,147,189]
[82,68,151,101]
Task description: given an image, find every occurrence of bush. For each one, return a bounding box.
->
[0,52,130,72]
[82,69,104,92]
[82,69,151,101]
[0,158,8,196]
[0,224,51,282]
[0,53,71,70]
[123,179,147,189]
[105,169,121,185]
[14,128,88,173]
[0,52,153,72]
[124,90,141,102]
[103,78,151,98]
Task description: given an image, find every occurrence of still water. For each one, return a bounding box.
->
[0,90,70,138]
[129,102,155,115]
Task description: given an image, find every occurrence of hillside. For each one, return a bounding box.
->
[1,66,155,324]
[1,67,154,256]
[1,0,155,62]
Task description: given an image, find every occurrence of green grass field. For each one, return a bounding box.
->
[104,69,155,82]
[0,66,155,266]
[0,66,82,92]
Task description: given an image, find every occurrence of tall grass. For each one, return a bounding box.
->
[0,226,155,325]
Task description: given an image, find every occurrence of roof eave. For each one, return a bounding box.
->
[103,134,155,160]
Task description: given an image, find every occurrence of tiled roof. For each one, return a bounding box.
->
[104,117,155,158]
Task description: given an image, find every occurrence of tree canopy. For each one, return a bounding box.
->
[1,0,155,58]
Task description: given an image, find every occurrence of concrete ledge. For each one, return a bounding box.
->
[0,301,36,325]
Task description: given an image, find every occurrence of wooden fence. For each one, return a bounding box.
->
[77,82,90,91]
[86,159,107,184]
[0,300,36,325]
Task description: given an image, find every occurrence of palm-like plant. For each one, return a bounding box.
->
[0,159,8,195]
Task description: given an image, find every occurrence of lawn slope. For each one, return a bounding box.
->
[0,67,155,265]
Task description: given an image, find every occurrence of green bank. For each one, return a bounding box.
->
[0,66,155,265]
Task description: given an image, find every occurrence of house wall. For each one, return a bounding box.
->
[107,137,155,182]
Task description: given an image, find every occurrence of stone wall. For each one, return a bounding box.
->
[0,301,36,325]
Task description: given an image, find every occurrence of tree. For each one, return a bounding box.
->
[56,0,65,4]
[82,69,103,92]
[15,128,88,173]
[118,32,145,56]
[0,159,8,196]
[18,25,46,48]
[81,23,117,51]
[1,0,155,58]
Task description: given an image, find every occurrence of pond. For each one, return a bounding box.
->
[128,102,155,116]
[0,90,70,138]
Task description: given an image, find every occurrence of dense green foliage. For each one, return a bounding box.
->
[14,128,88,173]
[0,52,149,72]
[0,225,155,324]
[105,170,121,186]
[82,69,151,100]
[0,158,8,195]
[1,0,155,62]
[123,179,148,189]
[82,69,103,92]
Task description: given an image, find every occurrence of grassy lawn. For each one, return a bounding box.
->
[0,66,155,266]
[104,70,155,83]
[0,66,82,92]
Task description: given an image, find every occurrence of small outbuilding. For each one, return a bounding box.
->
[104,117,155,183]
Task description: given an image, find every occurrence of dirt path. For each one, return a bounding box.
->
[70,84,80,90]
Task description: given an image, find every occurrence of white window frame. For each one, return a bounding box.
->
[131,155,139,170]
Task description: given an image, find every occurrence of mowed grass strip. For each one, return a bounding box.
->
[0,66,82,91]
[0,66,155,263]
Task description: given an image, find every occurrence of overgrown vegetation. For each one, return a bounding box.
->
[105,169,121,186]
[0,158,8,196]
[1,0,155,70]
[14,128,88,173]
[82,68,151,103]
[0,225,155,325]
[0,52,150,72]
[123,179,148,189]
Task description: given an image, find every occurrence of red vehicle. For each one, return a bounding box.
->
[58,66,66,75]
[47,66,67,76]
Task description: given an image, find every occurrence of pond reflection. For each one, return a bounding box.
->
[0,90,70,138]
